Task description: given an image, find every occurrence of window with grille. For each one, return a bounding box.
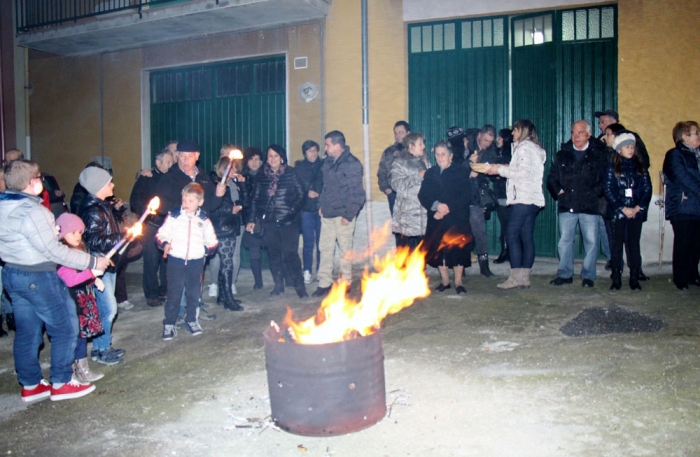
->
[562,6,615,41]
[410,18,505,53]
[513,14,553,47]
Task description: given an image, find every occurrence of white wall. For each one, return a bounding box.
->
[403,0,611,22]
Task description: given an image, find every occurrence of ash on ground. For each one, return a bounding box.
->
[560,306,666,337]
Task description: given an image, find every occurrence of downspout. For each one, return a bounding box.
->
[0,37,4,159]
[319,18,325,142]
[24,47,30,157]
[361,0,373,256]
[99,52,105,161]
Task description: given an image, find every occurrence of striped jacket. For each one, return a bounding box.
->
[156,207,218,262]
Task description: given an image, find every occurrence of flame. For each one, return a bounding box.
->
[283,225,430,345]
[229,149,243,160]
[436,228,472,251]
[127,222,143,239]
[147,196,160,214]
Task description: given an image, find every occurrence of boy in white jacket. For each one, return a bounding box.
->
[156,183,218,339]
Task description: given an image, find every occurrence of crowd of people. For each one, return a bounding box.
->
[0,112,698,403]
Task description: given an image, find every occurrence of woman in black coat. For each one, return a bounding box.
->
[246,145,307,298]
[418,141,473,295]
[209,155,245,311]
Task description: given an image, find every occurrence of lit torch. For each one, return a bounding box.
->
[221,149,243,182]
[137,196,160,225]
[106,222,143,260]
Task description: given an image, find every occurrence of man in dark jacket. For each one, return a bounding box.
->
[547,120,607,288]
[130,149,174,307]
[662,121,700,290]
[78,167,126,365]
[377,121,410,216]
[312,131,366,297]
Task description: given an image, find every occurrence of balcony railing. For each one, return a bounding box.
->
[15,0,215,33]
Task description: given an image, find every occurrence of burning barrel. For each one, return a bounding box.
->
[263,325,387,436]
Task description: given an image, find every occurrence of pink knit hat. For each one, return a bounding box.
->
[56,213,85,240]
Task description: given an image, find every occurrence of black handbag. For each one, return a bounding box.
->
[479,186,498,213]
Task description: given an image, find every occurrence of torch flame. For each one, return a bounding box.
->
[229,149,243,160]
[127,222,143,239]
[147,196,160,215]
[283,224,431,345]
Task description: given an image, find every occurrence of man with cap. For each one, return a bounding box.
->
[78,166,126,365]
[377,121,410,216]
[0,160,110,402]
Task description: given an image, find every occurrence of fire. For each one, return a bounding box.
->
[147,196,160,214]
[283,225,430,345]
[229,149,243,160]
[127,222,143,238]
[437,228,472,251]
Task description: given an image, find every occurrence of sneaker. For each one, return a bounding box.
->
[176,315,185,327]
[117,300,134,310]
[303,270,312,284]
[186,321,203,336]
[208,284,218,297]
[162,324,176,341]
[199,312,217,321]
[95,349,123,366]
[21,379,51,403]
[50,379,95,401]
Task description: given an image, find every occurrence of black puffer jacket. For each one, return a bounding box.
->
[155,166,223,218]
[240,169,260,227]
[663,141,700,221]
[209,171,246,239]
[79,194,122,271]
[603,159,652,220]
[547,140,607,214]
[464,144,498,207]
[250,165,304,227]
[295,158,323,212]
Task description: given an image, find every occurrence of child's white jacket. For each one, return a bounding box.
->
[156,207,218,262]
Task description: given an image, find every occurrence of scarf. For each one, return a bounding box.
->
[264,163,286,197]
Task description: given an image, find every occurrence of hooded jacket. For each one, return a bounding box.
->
[604,158,652,220]
[497,138,546,207]
[390,149,428,236]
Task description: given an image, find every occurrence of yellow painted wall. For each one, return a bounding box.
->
[617,0,700,188]
[324,0,407,201]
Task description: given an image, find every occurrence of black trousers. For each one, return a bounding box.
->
[262,222,303,289]
[611,217,642,272]
[670,219,700,286]
[163,257,204,325]
[142,223,167,300]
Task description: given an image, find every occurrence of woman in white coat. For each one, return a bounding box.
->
[476,119,546,289]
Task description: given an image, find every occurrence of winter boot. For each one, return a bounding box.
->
[610,269,622,290]
[517,268,532,289]
[216,283,225,306]
[478,254,495,278]
[629,269,642,290]
[74,358,104,383]
[250,258,264,290]
[494,239,509,264]
[497,269,520,289]
[270,273,285,296]
[219,271,243,311]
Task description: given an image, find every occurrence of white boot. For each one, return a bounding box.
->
[74,358,104,383]
[497,269,521,289]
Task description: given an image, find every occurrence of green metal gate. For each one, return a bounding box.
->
[149,56,286,268]
[149,55,286,169]
[512,6,617,257]
[408,16,509,253]
[408,6,617,257]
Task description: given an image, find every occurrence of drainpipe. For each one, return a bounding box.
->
[319,18,325,142]
[361,0,373,256]
[24,47,30,157]
[99,53,104,161]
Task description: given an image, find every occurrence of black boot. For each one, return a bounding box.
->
[216,284,225,306]
[637,268,649,281]
[610,269,622,290]
[270,273,285,296]
[478,254,495,278]
[250,258,264,290]
[5,313,15,332]
[494,240,509,264]
[219,271,243,311]
[0,315,7,338]
[629,269,642,290]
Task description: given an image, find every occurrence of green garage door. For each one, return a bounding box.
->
[408,6,617,257]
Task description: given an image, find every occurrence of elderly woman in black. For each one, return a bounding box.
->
[246,145,307,298]
[418,141,473,294]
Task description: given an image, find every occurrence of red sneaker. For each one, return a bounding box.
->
[21,379,51,402]
[50,379,95,401]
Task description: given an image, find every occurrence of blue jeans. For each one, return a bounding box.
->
[598,216,611,261]
[2,268,78,385]
[557,212,599,281]
[507,204,540,269]
[93,271,117,352]
[301,210,321,273]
